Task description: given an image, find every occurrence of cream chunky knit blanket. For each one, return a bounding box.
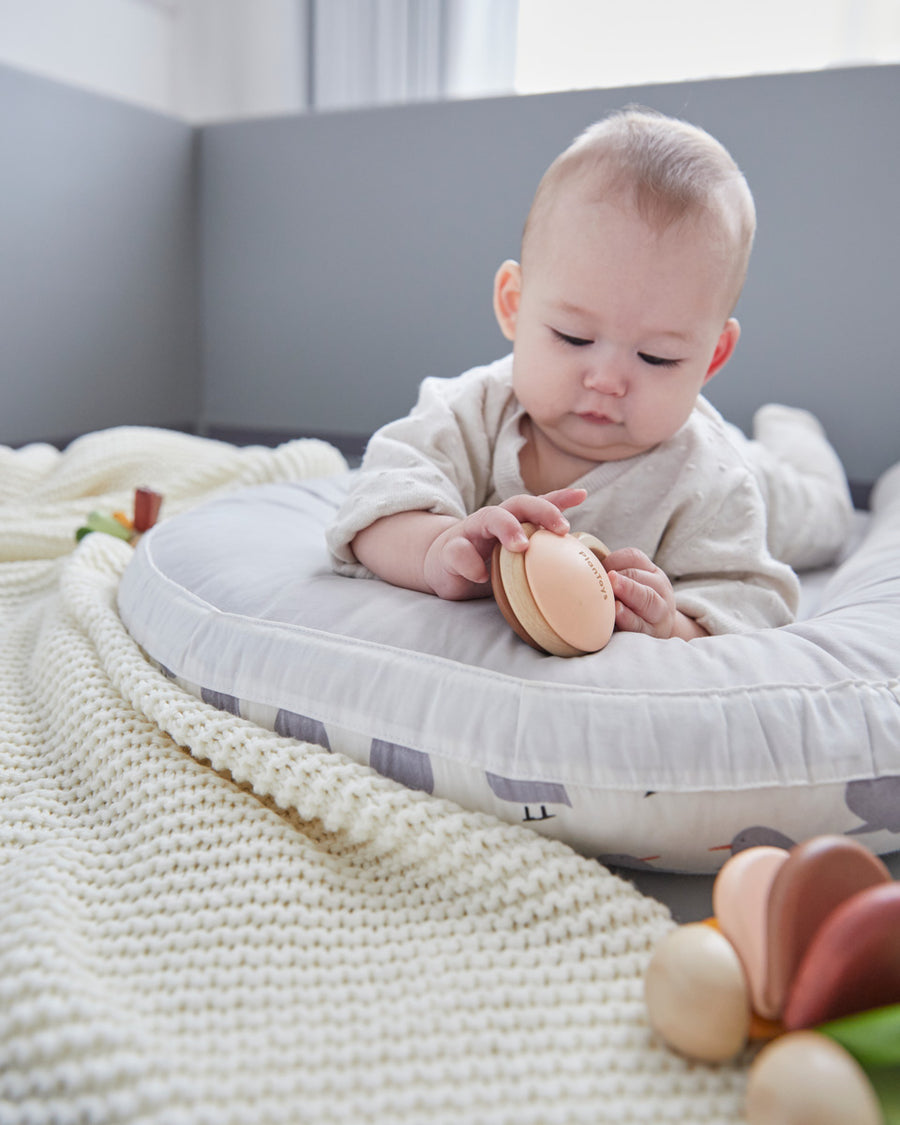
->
[0,428,750,1124]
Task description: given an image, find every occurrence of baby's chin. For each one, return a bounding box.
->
[564,419,661,462]
[534,423,654,469]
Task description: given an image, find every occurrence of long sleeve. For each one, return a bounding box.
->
[326,357,519,576]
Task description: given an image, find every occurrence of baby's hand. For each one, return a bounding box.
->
[424,488,586,600]
[604,548,708,641]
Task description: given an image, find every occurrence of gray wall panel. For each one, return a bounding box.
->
[0,65,199,445]
[2,61,897,482]
[200,66,900,482]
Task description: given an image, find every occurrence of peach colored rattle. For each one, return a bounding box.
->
[491,522,616,656]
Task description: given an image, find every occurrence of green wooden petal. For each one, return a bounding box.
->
[820,1003,900,1070]
[85,511,132,540]
[867,1066,900,1125]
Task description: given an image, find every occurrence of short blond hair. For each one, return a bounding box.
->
[523,107,757,311]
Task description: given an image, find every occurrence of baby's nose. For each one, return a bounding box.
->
[583,356,628,395]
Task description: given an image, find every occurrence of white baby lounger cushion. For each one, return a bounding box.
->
[117,463,900,873]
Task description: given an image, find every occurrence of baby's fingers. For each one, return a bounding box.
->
[603,547,656,575]
[541,487,588,514]
[441,536,492,583]
[464,506,533,552]
[609,570,663,625]
[612,596,652,636]
[498,491,585,540]
[605,551,677,637]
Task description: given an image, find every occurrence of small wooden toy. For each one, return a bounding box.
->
[76,487,163,545]
[133,486,163,532]
[491,522,615,656]
[643,921,751,1062]
[764,834,892,1020]
[745,1031,885,1125]
[643,835,900,1124]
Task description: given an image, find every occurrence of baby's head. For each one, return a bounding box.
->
[522,108,756,316]
[492,108,757,474]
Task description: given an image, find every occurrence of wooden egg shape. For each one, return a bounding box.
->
[745,1031,883,1125]
[785,881,900,1029]
[712,845,790,1019]
[820,1002,900,1070]
[644,922,751,1062]
[491,523,614,657]
[764,836,891,1020]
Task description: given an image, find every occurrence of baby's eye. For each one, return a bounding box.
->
[638,352,681,368]
[553,329,592,347]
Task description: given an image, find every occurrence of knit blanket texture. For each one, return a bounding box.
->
[0,427,750,1124]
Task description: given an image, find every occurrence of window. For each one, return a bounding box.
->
[515,0,900,95]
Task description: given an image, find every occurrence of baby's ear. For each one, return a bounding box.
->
[493,260,522,341]
[704,318,741,384]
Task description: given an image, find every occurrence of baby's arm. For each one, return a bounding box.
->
[353,489,586,600]
[604,548,709,641]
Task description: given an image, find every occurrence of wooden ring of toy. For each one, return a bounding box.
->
[490,523,615,657]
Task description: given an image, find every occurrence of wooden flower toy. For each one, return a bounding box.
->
[644,835,900,1124]
[491,522,615,656]
[76,486,163,545]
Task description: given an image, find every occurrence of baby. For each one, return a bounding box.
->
[328,108,852,639]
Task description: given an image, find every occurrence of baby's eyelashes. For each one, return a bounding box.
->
[552,328,592,347]
[638,352,682,368]
[551,328,682,368]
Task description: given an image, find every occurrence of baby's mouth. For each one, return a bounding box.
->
[577,411,618,425]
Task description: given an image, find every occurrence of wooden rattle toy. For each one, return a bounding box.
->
[643,835,900,1125]
[491,522,615,656]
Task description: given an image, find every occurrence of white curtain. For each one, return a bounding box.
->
[172,0,518,122]
[173,0,307,122]
[306,0,519,111]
